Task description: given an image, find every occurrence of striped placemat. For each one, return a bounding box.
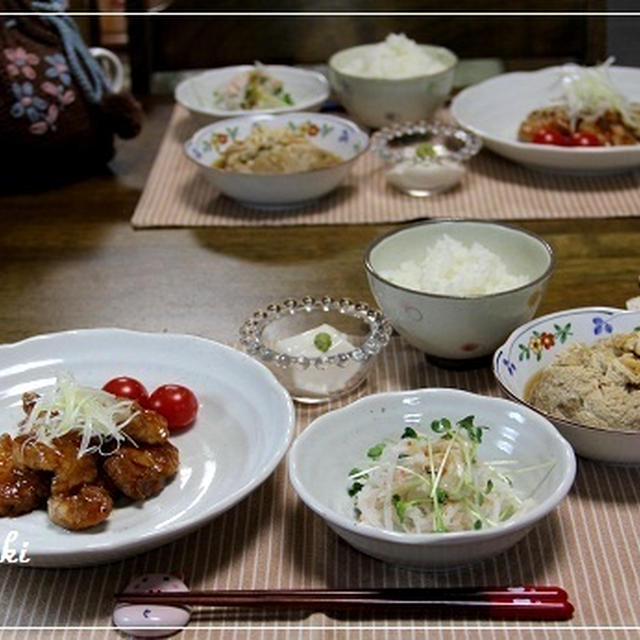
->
[1,337,638,638]
[130,106,640,228]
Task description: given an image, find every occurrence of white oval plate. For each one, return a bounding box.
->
[0,329,294,567]
[175,65,330,119]
[451,65,640,174]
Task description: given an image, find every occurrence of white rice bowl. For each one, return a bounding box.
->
[365,221,554,360]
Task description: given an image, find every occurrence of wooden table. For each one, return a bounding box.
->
[2,99,639,346]
[1,98,639,636]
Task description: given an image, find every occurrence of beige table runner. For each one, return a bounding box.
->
[1,337,638,638]
[131,106,640,228]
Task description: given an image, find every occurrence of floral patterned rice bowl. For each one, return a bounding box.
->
[184,112,369,209]
[493,307,640,464]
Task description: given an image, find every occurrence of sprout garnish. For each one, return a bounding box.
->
[349,417,546,534]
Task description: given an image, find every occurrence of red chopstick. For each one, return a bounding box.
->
[114,586,573,621]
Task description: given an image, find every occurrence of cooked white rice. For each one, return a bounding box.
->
[339,33,447,79]
[381,234,528,296]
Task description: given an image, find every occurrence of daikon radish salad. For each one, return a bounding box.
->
[348,416,551,534]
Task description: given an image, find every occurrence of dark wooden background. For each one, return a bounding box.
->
[124,1,607,93]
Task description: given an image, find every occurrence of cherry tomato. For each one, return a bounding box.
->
[103,376,149,405]
[532,128,569,146]
[568,131,603,147]
[147,384,198,430]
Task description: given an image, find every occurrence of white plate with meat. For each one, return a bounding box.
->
[0,329,294,567]
[451,63,640,173]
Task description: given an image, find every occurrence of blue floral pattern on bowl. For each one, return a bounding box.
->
[494,308,624,384]
[592,316,613,335]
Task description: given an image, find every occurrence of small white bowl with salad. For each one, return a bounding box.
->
[175,64,330,119]
[288,388,575,569]
[451,60,640,173]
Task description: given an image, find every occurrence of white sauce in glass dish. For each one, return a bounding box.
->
[386,158,466,195]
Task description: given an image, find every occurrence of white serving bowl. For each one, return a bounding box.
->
[364,220,555,362]
[288,388,576,569]
[451,65,640,174]
[175,65,330,119]
[184,112,369,209]
[328,44,457,129]
[494,307,640,464]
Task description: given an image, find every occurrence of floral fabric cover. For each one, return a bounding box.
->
[0,1,115,185]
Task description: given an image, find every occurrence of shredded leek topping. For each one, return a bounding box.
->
[556,58,637,129]
[19,373,139,457]
[348,417,549,534]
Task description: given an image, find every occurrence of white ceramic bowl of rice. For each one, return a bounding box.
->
[288,388,575,569]
[364,220,555,362]
[328,34,457,129]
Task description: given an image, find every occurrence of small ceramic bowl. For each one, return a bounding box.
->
[288,388,576,569]
[328,44,457,129]
[184,112,369,209]
[364,220,555,363]
[175,64,330,119]
[238,296,392,404]
[494,307,640,464]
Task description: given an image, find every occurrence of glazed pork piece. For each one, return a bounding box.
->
[103,442,179,501]
[518,106,640,146]
[12,433,113,530]
[13,433,98,495]
[122,406,169,444]
[0,384,180,531]
[48,484,113,531]
[0,434,48,517]
[527,331,640,430]
[518,107,573,141]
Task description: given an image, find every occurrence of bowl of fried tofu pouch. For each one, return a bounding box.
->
[493,307,640,464]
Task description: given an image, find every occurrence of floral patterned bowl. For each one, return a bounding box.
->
[184,112,369,209]
[493,307,640,464]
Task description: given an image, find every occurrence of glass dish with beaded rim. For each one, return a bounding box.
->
[371,121,482,197]
[239,296,392,404]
